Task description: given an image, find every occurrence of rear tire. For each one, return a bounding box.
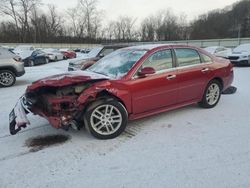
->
[29,60,34,67]
[84,98,128,139]
[0,70,16,87]
[199,80,222,108]
[45,58,49,64]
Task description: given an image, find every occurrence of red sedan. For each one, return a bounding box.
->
[60,49,76,59]
[9,44,234,139]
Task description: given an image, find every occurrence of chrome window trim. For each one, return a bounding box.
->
[175,61,212,70]
[132,67,178,80]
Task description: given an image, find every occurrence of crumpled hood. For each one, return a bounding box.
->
[27,71,109,92]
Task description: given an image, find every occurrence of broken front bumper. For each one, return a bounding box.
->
[9,96,30,135]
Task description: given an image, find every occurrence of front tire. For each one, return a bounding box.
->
[0,70,16,87]
[45,58,49,64]
[199,80,222,108]
[84,98,128,139]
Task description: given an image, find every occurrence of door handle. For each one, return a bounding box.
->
[166,75,176,80]
[201,68,209,73]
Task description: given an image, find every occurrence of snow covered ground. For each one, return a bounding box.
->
[0,59,250,188]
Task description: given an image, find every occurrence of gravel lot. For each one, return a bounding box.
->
[0,59,249,188]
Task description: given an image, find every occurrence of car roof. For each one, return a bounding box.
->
[102,44,131,49]
[123,43,191,51]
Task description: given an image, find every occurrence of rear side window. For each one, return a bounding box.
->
[0,48,15,59]
[201,53,213,63]
[175,48,201,67]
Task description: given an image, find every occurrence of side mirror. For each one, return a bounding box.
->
[138,67,156,77]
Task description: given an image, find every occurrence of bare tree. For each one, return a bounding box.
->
[0,0,40,42]
[0,0,20,41]
[47,5,62,37]
[141,17,155,41]
[67,7,86,38]
[79,0,100,39]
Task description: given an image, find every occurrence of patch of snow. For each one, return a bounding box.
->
[0,60,250,188]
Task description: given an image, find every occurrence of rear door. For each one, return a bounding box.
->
[174,48,212,103]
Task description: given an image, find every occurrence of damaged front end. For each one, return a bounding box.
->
[9,71,109,135]
[9,96,31,135]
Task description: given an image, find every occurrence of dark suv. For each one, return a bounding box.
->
[0,47,25,87]
[68,44,129,71]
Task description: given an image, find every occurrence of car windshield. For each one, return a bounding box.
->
[87,47,103,58]
[0,48,16,59]
[15,45,33,51]
[233,44,250,53]
[88,49,147,79]
[43,49,58,53]
[204,47,217,53]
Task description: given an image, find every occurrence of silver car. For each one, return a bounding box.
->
[0,47,25,87]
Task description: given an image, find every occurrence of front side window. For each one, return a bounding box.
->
[32,51,38,56]
[141,49,173,72]
[100,48,115,56]
[32,50,42,56]
[175,48,201,67]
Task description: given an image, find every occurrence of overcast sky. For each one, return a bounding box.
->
[43,0,240,22]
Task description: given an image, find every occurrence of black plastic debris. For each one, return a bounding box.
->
[222,86,237,95]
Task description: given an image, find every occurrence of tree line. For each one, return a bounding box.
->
[0,0,250,44]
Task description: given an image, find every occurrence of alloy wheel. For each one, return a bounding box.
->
[206,83,220,105]
[0,71,15,86]
[90,104,122,136]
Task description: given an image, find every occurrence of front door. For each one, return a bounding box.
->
[128,49,179,114]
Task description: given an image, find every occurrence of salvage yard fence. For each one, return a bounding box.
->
[1,37,250,49]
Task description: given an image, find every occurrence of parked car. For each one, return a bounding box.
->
[0,47,25,87]
[13,45,34,56]
[43,48,64,62]
[22,50,49,67]
[68,44,129,71]
[60,49,76,59]
[81,48,91,54]
[13,45,35,61]
[73,48,81,52]
[204,46,231,58]
[9,44,234,139]
[227,44,250,65]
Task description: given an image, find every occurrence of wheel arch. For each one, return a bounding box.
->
[212,77,224,90]
[0,66,17,76]
[95,90,128,113]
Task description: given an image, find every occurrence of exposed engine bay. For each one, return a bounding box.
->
[25,82,94,130]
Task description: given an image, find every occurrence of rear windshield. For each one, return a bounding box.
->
[0,48,15,59]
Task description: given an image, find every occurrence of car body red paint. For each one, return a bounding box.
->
[10,44,234,135]
[60,50,76,59]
